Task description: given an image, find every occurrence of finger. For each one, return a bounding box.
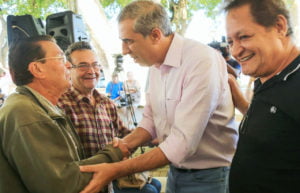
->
[113,137,120,147]
[80,174,108,193]
[80,165,97,173]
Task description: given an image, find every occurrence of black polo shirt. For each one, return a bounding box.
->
[230,55,300,193]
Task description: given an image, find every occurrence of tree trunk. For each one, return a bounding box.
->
[289,0,300,46]
[169,0,188,35]
[0,15,8,69]
[76,0,116,76]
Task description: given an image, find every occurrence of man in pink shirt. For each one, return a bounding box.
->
[79,1,238,193]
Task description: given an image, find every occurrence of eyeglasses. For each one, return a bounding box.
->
[34,55,67,64]
[71,62,102,71]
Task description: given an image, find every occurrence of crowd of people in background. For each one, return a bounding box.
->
[0,0,300,193]
[105,71,141,108]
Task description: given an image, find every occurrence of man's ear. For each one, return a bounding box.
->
[275,14,288,37]
[28,62,46,79]
[150,28,162,43]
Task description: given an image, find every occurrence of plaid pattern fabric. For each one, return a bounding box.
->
[58,87,129,157]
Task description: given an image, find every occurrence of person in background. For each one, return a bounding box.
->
[79,1,238,193]
[58,41,161,193]
[0,35,124,193]
[208,40,241,78]
[223,46,241,77]
[225,0,300,192]
[106,73,124,103]
[96,69,106,88]
[124,71,141,106]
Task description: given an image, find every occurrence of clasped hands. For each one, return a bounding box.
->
[79,137,131,193]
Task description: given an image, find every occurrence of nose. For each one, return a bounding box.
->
[86,67,95,73]
[122,42,130,55]
[230,41,243,59]
[65,60,72,69]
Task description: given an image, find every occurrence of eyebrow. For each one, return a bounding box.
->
[78,61,98,65]
[227,31,241,40]
[121,38,134,43]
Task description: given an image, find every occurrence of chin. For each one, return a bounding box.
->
[242,70,257,78]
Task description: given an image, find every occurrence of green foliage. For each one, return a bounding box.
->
[192,0,223,18]
[0,0,68,19]
[0,0,295,20]
[100,0,132,19]
[162,0,222,20]
[284,0,295,9]
[100,0,131,7]
[100,0,223,19]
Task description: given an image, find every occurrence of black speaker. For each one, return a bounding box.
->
[46,11,89,51]
[7,15,46,46]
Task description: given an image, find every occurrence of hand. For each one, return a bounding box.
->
[79,163,114,193]
[113,137,131,159]
[228,74,249,115]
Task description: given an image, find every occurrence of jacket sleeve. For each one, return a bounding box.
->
[4,119,122,193]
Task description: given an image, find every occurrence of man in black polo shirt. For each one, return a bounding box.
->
[225,0,300,193]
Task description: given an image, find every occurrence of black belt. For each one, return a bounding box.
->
[173,167,201,173]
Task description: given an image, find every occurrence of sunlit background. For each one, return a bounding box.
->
[0,0,300,106]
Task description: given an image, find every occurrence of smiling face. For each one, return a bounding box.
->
[226,4,287,80]
[69,49,100,94]
[119,19,156,67]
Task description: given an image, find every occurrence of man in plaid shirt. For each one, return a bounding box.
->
[57,41,130,157]
[57,41,161,193]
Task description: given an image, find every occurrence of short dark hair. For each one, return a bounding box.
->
[65,41,93,63]
[8,35,56,86]
[117,0,173,37]
[224,0,293,36]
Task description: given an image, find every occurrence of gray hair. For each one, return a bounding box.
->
[117,0,173,37]
[65,41,94,63]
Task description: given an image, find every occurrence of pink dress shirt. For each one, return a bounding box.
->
[139,34,238,169]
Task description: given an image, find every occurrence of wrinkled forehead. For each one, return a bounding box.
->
[225,4,254,38]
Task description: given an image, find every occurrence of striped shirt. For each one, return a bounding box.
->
[58,87,129,157]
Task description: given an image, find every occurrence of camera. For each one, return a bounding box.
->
[118,91,134,107]
[208,36,229,58]
[118,91,127,107]
[114,54,124,73]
